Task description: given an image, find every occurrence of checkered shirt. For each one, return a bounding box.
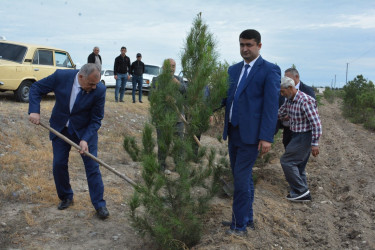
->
[278,90,322,146]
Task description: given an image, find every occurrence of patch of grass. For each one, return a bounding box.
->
[315,95,323,106]
[323,88,335,103]
[364,116,375,130]
[24,211,36,226]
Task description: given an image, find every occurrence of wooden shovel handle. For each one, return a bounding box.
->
[38,121,137,187]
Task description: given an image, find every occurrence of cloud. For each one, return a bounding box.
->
[307,11,375,29]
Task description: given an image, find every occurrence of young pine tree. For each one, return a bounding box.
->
[124,13,229,249]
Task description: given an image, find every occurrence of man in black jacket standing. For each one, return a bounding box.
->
[87,47,102,70]
[278,68,316,148]
[113,46,131,102]
[130,53,145,103]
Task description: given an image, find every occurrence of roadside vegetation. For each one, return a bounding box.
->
[341,75,375,130]
[322,74,375,130]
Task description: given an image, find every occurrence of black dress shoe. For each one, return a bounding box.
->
[222,220,255,230]
[222,220,231,226]
[58,199,73,210]
[225,228,247,236]
[139,100,143,103]
[247,221,255,230]
[96,207,109,220]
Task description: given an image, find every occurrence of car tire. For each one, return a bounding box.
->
[101,80,105,86]
[14,80,33,102]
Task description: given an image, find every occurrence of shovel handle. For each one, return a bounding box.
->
[38,121,137,187]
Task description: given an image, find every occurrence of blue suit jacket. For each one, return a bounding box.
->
[29,69,106,143]
[223,56,281,144]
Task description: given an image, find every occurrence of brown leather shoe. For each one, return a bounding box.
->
[58,199,73,210]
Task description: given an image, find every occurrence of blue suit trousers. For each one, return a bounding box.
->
[52,127,106,209]
[228,125,259,231]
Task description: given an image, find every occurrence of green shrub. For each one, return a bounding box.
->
[342,75,375,128]
[315,95,323,106]
[364,116,375,130]
[323,87,335,103]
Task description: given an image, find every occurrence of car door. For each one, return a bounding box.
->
[104,70,116,87]
[55,51,74,69]
[32,49,56,81]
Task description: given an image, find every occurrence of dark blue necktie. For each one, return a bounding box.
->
[68,87,83,135]
[74,87,84,106]
[231,64,250,127]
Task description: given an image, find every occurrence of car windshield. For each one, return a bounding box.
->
[0,43,27,63]
[145,65,160,76]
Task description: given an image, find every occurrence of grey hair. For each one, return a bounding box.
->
[79,63,100,78]
[93,46,99,51]
[285,68,299,77]
[281,76,295,89]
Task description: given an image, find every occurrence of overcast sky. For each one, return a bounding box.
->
[1,0,374,87]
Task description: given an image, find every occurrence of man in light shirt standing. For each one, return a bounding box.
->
[87,46,102,71]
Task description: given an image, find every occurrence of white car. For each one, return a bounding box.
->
[126,64,161,92]
[100,69,116,87]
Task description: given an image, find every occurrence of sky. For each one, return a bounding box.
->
[1,0,374,88]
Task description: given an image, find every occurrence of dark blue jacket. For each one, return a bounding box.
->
[28,69,106,143]
[223,56,281,144]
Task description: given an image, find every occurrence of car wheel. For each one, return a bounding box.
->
[101,80,105,86]
[15,80,32,102]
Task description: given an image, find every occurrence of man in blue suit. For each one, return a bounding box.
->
[28,63,109,219]
[222,29,281,235]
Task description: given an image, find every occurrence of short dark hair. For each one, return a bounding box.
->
[239,29,261,44]
[121,46,126,50]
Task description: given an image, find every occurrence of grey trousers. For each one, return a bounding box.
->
[280,131,312,197]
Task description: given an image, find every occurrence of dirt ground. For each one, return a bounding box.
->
[1,90,374,250]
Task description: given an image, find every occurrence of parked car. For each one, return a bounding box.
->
[126,64,161,92]
[100,69,116,87]
[0,40,75,102]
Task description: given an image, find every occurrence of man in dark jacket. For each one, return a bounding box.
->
[87,47,102,70]
[113,46,131,102]
[130,53,145,103]
[28,63,109,219]
[277,68,316,148]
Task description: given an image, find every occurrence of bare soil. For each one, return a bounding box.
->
[1,91,374,250]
